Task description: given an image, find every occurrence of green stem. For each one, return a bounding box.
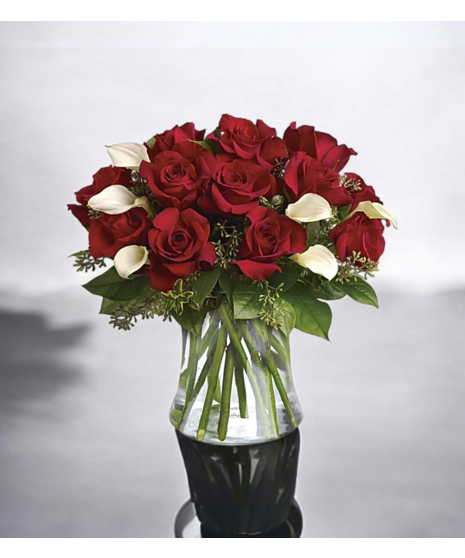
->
[218,303,272,438]
[271,335,291,371]
[238,321,278,438]
[198,311,220,358]
[184,334,199,406]
[218,344,235,441]
[267,361,279,436]
[197,327,227,441]
[233,349,248,419]
[212,376,222,404]
[265,347,298,428]
[178,328,219,428]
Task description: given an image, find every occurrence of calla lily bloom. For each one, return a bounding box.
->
[352,201,398,229]
[114,245,149,279]
[290,244,338,280]
[285,193,332,223]
[88,185,152,216]
[106,142,150,170]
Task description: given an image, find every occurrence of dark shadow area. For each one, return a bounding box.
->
[0,309,89,421]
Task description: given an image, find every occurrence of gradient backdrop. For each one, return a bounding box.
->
[0,22,464,537]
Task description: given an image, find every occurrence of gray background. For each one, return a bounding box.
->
[0,22,464,537]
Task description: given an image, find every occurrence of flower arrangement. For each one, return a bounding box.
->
[69,115,396,442]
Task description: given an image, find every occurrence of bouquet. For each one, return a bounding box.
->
[69,115,396,442]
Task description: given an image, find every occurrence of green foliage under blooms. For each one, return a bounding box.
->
[72,248,378,338]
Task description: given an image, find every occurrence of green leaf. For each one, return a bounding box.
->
[278,300,296,337]
[146,136,156,148]
[307,280,346,301]
[338,204,352,221]
[267,265,302,291]
[191,269,220,306]
[171,306,207,336]
[282,283,332,340]
[191,138,220,154]
[219,269,236,306]
[233,282,266,320]
[337,277,378,307]
[83,266,150,301]
[100,298,124,315]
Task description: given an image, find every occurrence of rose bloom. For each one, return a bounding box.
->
[217,114,276,159]
[198,158,276,215]
[68,166,132,228]
[345,173,381,210]
[285,152,353,206]
[256,137,289,171]
[284,122,357,172]
[145,122,205,159]
[89,207,151,259]
[234,207,307,280]
[329,213,385,262]
[140,141,216,209]
[147,208,216,291]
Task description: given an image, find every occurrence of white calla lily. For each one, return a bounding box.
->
[88,185,152,216]
[352,201,398,229]
[106,142,150,170]
[290,245,338,281]
[114,245,149,279]
[285,193,332,223]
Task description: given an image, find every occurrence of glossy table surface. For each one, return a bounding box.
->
[1,288,464,537]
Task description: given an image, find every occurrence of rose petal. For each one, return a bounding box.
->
[106,142,150,170]
[68,204,90,228]
[352,201,398,229]
[233,260,281,280]
[114,245,149,279]
[285,193,332,223]
[290,245,338,280]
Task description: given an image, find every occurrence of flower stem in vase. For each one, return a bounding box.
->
[218,344,235,441]
[237,320,278,438]
[218,303,272,438]
[197,327,227,441]
[232,349,248,419]
[178,328,219,429]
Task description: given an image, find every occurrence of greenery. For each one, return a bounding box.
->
[83,266,151,301]
[71,250,107,273]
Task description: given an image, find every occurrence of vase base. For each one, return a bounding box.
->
[174,499,303,538]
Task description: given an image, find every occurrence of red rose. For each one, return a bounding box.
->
[146,122,205,159]
[198,158,276,215]
[344,173,381,210]
[68,166,132,228]
[89,207,152,259]
[217,114,276,160]
[233,207,307,280]
[68,204,91,228]
[284,152,353,206]
[329,213,385,262]
[256,137,289,171]
[140,141,216,209]
[284,122,357,172]
[147,208,216,291]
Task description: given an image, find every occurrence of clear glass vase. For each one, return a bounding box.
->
[170,301,303,444]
